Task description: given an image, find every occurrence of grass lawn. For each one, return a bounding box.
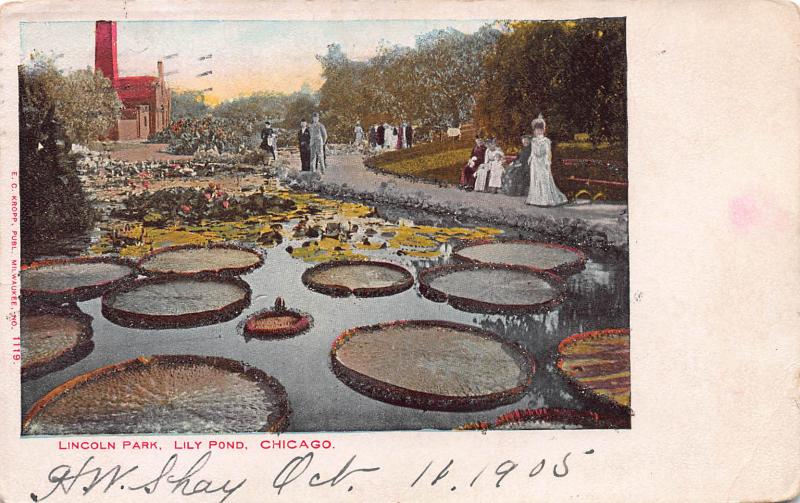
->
[367,138,627,188]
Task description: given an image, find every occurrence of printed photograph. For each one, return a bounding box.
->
[18,17,629,434]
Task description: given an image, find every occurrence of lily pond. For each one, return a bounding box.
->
[21,179,629,432]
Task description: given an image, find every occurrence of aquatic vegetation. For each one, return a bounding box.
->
[302,260,414,297]
[557,328,630,408]
[331,320,534,411]
[289,238,368,262]
[89,181,502,262]
[419,263,566,314]
[23,355,290,434]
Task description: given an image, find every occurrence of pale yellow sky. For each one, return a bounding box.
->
[21,20,489,103]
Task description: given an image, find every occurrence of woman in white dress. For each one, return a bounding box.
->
[526,115,568,207]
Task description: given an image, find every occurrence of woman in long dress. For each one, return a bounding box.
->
[526,115,567,207]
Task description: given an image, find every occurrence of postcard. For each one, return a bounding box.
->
[0,0,798,501]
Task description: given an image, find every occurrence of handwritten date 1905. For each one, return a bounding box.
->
[410,449,595,491]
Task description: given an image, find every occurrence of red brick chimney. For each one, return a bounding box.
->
[95,20,118,82]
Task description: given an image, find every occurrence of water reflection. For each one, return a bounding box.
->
[21,192,629,431]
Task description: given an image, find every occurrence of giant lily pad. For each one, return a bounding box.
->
[102,276,251,328]
[557,328,630,408]
[22,355,290,435]
[21,305,94,381]
[419,263,565,314]
[493,408,619,429]
[302,260,413,297]
[243,309,312,339]
[331,320,534,411]
[138,243,263,276]
[21,257,136,302]
[454,239,586,274]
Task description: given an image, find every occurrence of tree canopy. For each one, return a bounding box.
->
[475,19,626,144]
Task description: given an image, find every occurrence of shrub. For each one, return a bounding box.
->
[18,61,100,252]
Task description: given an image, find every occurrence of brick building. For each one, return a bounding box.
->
[95,20,170,140]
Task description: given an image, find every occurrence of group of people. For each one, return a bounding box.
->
[460,115,567,207]
[365,122,414,151]
[260,113,329,172]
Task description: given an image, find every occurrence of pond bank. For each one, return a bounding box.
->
[283,152,629,254]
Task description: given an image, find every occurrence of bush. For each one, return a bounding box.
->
[18,61,99,252]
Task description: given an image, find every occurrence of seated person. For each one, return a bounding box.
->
[460,136,487,190]
[502,135,532,196]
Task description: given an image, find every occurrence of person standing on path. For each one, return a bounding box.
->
[405,122,413,147]
[309,112,328,173]
[369,125,377,150]
[526,114,568,207]
[376,123,385,150]
[354,122,364,147]
[298,118,311,171]
[260,120,276,165]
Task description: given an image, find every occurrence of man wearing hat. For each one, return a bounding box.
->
[298,118,311,171]
[260,120,276,165]
[309,112,328,173]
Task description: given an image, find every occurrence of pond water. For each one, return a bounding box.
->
[21,190,629,432]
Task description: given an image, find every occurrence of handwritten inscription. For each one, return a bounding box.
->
[30,448,593,501]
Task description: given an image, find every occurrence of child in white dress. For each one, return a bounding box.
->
[487,152,505,193]
[473,156,489,192]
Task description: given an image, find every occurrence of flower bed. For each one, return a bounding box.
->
[113,186,297,224]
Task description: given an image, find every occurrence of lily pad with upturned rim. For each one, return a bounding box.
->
[331,320,534,412]
[242,308,313,339]
[21,304,94,381]
[22,354,290,435]
[302,260,414,297]
[557,328,630,408]
[101,276,251,329]
[453,239,587,275]
[21,256,137,302]
[138,243,264,276]
[418,263,566,314]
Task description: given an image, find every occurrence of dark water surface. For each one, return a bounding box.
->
[21,204,629,432]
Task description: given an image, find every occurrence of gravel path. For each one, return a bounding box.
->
[284,149,629,251]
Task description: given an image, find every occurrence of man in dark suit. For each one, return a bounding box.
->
[298,119,311,171]
[260,120,276,165]
[376,123,385,149]
[405,123,413,148]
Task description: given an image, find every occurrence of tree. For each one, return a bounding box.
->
[475,19,626,145]
[19,62,95,250]
[171,90,211,119]
[282,93,319,129]
[212,92,288,125]
[412,26,499,128]
[316,27,500,141]
[22,54,121,145]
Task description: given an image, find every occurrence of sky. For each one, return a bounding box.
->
[21,20,490,104]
